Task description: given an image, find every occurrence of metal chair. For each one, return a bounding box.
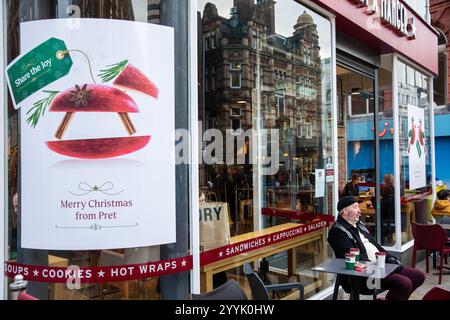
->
[191,279,248,300]
[243,262,305,300]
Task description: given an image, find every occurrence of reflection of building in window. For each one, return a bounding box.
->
[206,66,216,92]
[199,0,323,192]
[230,62,242,89]
[297,121,312,138]
[230,108,242,131]
[430,1,449,108]
[275,94,285,118]
[204,31,216,51]
[252,30,258,49]
[302,123,312,138]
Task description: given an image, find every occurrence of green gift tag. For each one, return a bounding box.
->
[6,38,73,109]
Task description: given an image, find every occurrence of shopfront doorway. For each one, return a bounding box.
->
[336,58,380,239]
[336,53,398,246]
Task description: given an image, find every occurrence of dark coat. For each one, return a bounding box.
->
[344,182,359,197]
[328,215,394,261]
[327,215,401,294]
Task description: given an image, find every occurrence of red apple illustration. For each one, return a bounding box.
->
[113,63,159,98]
[46,83,151,159]
[46,136,151,159]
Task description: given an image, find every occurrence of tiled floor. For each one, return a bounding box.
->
[339,256,450,300]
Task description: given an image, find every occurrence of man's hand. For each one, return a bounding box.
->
[386,256,403,271]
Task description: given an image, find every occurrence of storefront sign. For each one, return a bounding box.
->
[200,217,333,265]
[407,104,427,190]
[19,19,175,250]
[6,38,73,109]
[4,256,192,283]
[350,0,416,39]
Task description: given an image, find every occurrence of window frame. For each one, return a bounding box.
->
[230,62,242,89]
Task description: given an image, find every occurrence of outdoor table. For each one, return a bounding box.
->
[311,258,399,300]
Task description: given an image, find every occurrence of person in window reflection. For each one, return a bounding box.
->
[328,196,425,300]
[344,173,360,197]
[381,174,395,242]
[338,181,346,199]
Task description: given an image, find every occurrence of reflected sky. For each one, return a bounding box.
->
[197,0,331,58]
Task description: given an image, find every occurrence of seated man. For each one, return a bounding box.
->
[328,196,425,300]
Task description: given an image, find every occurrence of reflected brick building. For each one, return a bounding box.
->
[199,0,323,166]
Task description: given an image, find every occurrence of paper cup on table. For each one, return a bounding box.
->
[375,252,386,268]
[345,253,356,270]
[350,248,360,261]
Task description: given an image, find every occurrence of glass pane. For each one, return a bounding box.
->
[198,0,334,299]
[337,66,376,236]
[379,55,395,246]
[6,0,187,300]
[397,60,432,245]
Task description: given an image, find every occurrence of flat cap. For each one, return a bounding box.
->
[337,196,358,212]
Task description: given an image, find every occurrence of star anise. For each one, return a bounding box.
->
[69,84,92,107]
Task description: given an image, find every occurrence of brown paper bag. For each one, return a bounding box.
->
[199,202,231,252]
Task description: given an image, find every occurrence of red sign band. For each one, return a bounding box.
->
[5,215,333,283]
[4,255,193,283]
[200,215,333,265]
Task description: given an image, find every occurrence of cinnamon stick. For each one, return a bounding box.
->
[55,112,74,140]
[119,113,136,135]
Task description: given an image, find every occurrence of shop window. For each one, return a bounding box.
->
[397,60,432,246]
[198,0,334,300]
[6,0,190,301]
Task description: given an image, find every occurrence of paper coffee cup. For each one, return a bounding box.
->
[375,252,386,268]
[345,253,356,270]
[350,248,360,261]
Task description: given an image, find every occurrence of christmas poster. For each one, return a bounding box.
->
[407,104,427,190]
[18,19,175,250]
